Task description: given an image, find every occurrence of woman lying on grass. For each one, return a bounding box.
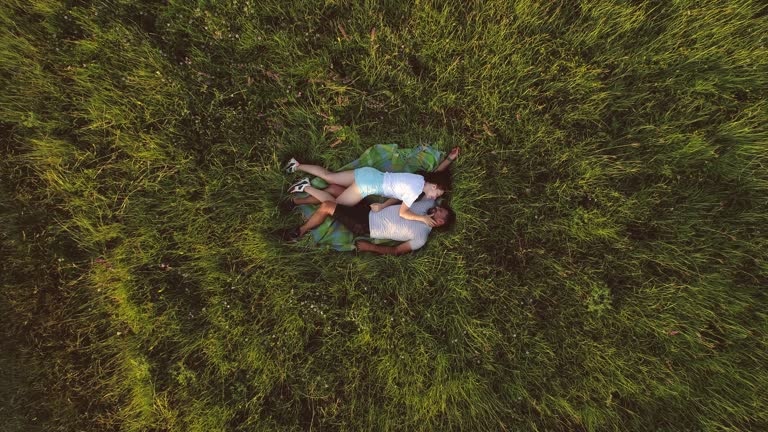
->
[284,147,458,227]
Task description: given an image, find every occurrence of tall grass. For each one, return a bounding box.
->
[2,0,767,430]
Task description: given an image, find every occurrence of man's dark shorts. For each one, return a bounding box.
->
[333,202,370,235]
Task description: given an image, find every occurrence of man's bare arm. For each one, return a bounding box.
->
[355,240,413,256]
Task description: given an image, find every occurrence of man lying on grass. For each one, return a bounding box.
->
[283,198,456,255]
[282,147,458,255]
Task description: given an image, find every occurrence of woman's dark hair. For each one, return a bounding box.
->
[418,169,452,192]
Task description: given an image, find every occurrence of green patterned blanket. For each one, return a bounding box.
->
[296,144,444,251]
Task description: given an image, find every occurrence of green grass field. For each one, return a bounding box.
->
[2,0,767,430]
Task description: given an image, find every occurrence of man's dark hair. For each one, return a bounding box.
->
[433,205,456,232]
[418,169,452,192]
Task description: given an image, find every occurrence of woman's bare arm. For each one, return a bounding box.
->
[371,198,400,212]
[399,203,436,227]
[435,146,459,172]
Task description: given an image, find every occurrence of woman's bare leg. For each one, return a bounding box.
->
[293,184,345,205]
[296,164,355,186]
[303,186,338,203]
[335,183,364,206]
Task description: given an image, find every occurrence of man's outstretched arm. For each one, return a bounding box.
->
[355,240,413,256]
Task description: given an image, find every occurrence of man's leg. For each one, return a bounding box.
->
[298,201,337,236]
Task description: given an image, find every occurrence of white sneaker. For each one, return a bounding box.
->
[283,158,299,174]
[288,177,310,193]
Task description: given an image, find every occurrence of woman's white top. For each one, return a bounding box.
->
[381,172,424,207]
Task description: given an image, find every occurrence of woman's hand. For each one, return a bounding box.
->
[448,146,460,161]
[370,203,385,212]
[421,215,437,227]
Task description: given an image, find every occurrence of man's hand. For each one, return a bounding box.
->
[448,146,460,161]
[370,203,385,212]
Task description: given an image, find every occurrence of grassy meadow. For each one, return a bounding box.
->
[2,0,767,430]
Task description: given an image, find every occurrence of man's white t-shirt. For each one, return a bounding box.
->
[381,172,425,207]
[368,199,434,250]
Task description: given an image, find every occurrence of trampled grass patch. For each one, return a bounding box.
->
[2,0,767,430]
